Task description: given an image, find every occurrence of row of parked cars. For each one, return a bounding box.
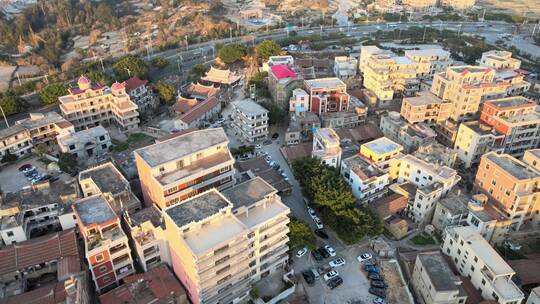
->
[19,164,57,184]
[363,259,387,303]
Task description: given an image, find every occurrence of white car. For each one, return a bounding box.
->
[313,217,324,229]
[323,270,339,281]
[255,144,262,149]
[307,207,316,218]
[324,245,336,257]
[357,253,373,263]
[296,247,308,258]
[329,258,346,268]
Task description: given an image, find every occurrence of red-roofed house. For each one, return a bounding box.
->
[123,76,158,114]
[99,265,188,304]
[268,64,303,106]
[171,96,221,130]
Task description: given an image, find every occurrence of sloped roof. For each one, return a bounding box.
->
[271,64,296,79]
[179,96,220,124]
[123,76,148,91]
[171,97,199,115]
[372,194,408,219]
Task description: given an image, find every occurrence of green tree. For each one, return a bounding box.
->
[39,83,67,105]
[113,55,148,81]
[289,218,317,250]
[218,43,247,64]
[58,153,78,173]
[150,57,169,69]
[1,151,17,163]
[155,82,176,104]
[0,92,23,116]
[256,40,281,61]
[260,101,286,125]
[191,64,207,78]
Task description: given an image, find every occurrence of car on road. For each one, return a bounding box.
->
[327,276,343,289]
[312,249,324,261]
[369,287,386,298]
[373,297,385,304]
[357,253,373,263]
[371,280,387,289]
[296,247,308,258]
[271,133,279,139]
[18,164,33,171]
[323,270,339,281]
[365,265,381,274]
[307,207,316,218]
[329,258,346,268]
[280,172,287,178]
[255,144,262,149]
[318,247,330,258]
[313,217,323,229]
[368,273,384,281]
[263,139,272,145]
[265,156,271,163]
[314,229,329,239]
[324,245,336,257]
[302,270,315,285]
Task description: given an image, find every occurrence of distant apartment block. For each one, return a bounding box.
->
[0,112,73,159]
[333,56,358,80]
[78,162,141,214]
[411,252,467,304]
[441,226,524,304]
[341,154,390,202]
[474,152,540,231]
[125,206,171,272]
[404,48,452,78]
[523,149,540,171]
[57,125,111,161]
[72,195,135,293]
[134,128,235,210]
[480,50,521,71]
[480,97,540,158]
[230,99,269,143]
[268,64,303,105]
[304,78,350,114]
[320,110,364,129]
[454,121,504,168]
[380,112,437,153]
[431,189,473,231]
[400,91,451,124]
[466,196,512,244]
[312,128,342,167]
[164,179,290,304]
[430,66,511,121]
[59,76,140,132]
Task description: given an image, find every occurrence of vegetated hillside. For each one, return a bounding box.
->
[262,0,329,11]
[477,0,540,18]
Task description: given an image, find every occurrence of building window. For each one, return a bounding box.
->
[99,265,107,272]
[471,265,475,272]
[6,231,13,237]
[99,135,105,141]
[69,144,76,150]
[96,254,104,262]
[482,278,486,285]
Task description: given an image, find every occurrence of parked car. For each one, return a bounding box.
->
[310,268,320,279]
[323,270,339,281]
[329,258,346,268]
[265,156,271,162]
[307,207,316,218]
[373,297,386,304]
[255,144,262,149]
[312,250,323,261]
[271,133,279,139]
[302,270,315,285]
[327,276,343,289]
[263,139,272,145]
[368,273,384,281]
[369,287,386,298]
[280,172,287,178]
[18,164,32,171]
[314,229,329,239]
[296,247,308,258]
[324,245,336,257]
[313,217,323,229]
[318,247,330,258]
[365,265,381,274]
[357,252,373,263]
[371,280,387,289]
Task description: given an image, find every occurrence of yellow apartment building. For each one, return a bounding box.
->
[400,91,452,124]
[360,137,403,163]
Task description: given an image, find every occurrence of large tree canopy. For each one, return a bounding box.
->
[155,82,176,104]
[39,83,67,105]
[218,43,247,64]
[256,40,281,61]
[113,55,148,81]
[289,218,317,250]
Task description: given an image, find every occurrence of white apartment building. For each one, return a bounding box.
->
[405,48,452,78]
[380,112,437,153]
[57,125,111,161]
[231,99,269,143]
[431,189,471,231]
[454,121,504,168]
[312,128,342,168]
[341,154,390,202]
[441,226,524,304]
[164,179,290,304]
[333,56,358,80]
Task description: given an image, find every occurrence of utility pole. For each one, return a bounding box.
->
[229,27,232,42]
[185,36,188,51]
[481,9,486,21]
[125,68,131,77]
[44,74,48,84]
[0,105,8,128]
[177,58,181,72]
[99,58,105,72]
[16,72,21,86]
[422,26,427,43]
[301,16,304,29]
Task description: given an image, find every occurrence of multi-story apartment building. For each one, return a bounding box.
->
[79,162,141,214]
[165,179,290,304]
[441,226,524,304]
[268,64,303,106]
[59,76,139,132]
[124,206,171,272]
[380,112,437,153]
[523,149,540,171]
[230,99,269,143]
[431,189,473,231]
[430,66,511,121]
[411,252,467,304]
[57,125,111,161]
[454,121,504,168]
[479,50,521,71]
[341,154,390,202]
[304,78,350,114]
[134,128,235,210]
[262,55,295,73]
[289,88,310,113]
[72,195,135,293]
[405,48,452,78]
[360,137,403,164]
[479,97,540,157]
[466,197,511,244]
[124,76,158,114]
[312,128,342,168]
[473,152,540,231]
[0,112,73,159]
[439,0,475,9]
[400,91,452,124]
[333,56,358,80]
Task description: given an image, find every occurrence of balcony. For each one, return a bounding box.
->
[200,264,252,292]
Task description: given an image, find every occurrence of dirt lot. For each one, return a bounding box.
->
[478,0,540,18]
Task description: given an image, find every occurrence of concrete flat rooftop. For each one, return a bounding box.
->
[222,177,277,210]
[418,253,461,291]
[184,214,246,255]
[165,189,231,229]
[487,96,534,109]
[486,153,539,180]
[305,77,346,90]
[404,91,444,106]
[362,137,402,155]
[73,195,116,226]
[79,162,127,195]
[235,197,289,229]
[232,99,269,116]
[135,128,228,167]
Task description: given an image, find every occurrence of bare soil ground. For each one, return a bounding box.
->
[478,0,540,19]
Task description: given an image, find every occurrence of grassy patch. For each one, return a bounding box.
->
[410,234,436,245]
[111,133,153,152]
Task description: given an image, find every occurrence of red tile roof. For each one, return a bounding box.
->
[171,97,198,115]
[372,194,408,219]
[124,76,148,91]
[0,229,79,275]
[99,265,186,304]
[57,255,81,280]
[0,282,67,304]
[179,96,220,124]
[271,64,296,79]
